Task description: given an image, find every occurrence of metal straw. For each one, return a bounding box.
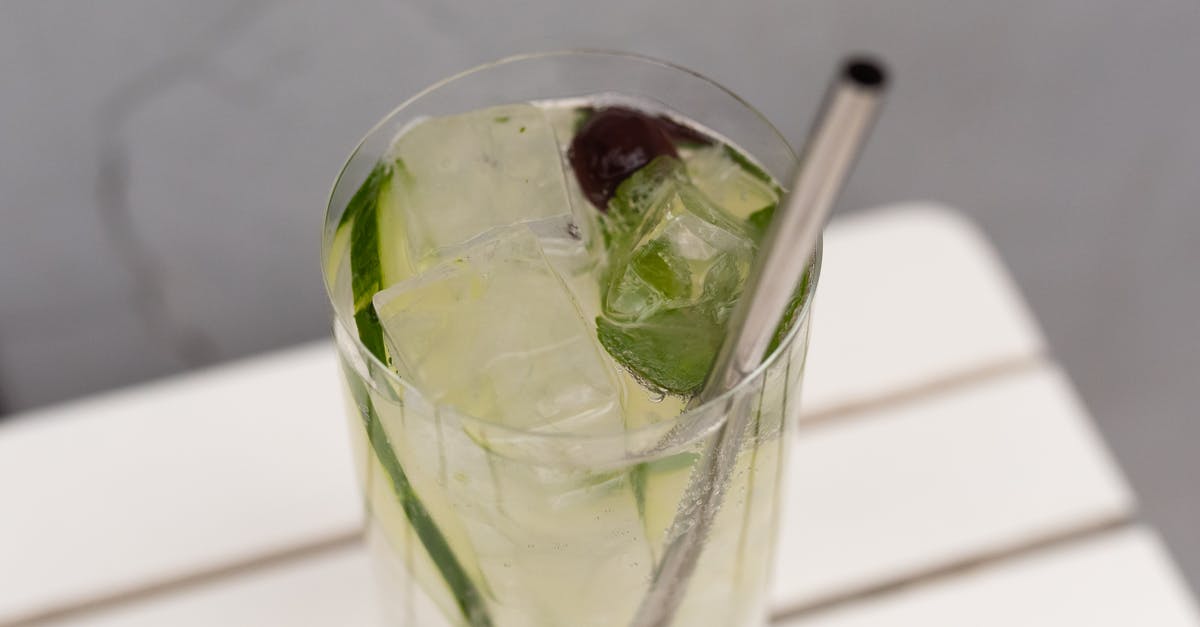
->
[630,57,889,627]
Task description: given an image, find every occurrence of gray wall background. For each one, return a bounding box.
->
[2,0,1197,596]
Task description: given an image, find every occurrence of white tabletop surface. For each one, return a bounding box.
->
[1,204,1195,626]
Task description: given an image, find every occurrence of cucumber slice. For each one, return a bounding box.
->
[635,452,701,563]
[342,161,494,627]
[376,160,418,285]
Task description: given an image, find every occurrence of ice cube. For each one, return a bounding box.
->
[384,104,574,271]
[596,157,757,395]
[373,226,623,433]
[602,162,755,322]
[681,144,780,219]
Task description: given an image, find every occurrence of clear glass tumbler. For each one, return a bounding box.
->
[322,50,819,627]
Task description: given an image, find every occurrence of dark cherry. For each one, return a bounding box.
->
[568,107,680,210]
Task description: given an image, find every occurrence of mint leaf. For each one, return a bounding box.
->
[591,150,811,395]
[342,160,493,626]
[594,156,758,395]
[767,265,812,355]
[597,305,724,395]
[746,202,814,355]
[746,203,777,242]
[629,239,691,300]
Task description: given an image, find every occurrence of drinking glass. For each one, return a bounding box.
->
[322,50,819,627]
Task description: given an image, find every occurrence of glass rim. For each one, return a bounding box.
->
[323,49,820,447]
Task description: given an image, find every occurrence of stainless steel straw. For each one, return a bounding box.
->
[630,56,889,627]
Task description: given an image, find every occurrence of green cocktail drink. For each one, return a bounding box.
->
[322,52,818,627]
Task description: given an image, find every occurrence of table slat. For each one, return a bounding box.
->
[804,204,1044,417]
[43,528,1194,627]
[772,364,1132,611]
[0,345,361,624]
[779,527,1200,627]
[40,545,380,627]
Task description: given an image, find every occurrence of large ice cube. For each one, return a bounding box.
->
[373,226,623,433]
[383,104,573,271]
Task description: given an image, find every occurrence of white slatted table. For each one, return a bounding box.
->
[1,204,1195,626]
